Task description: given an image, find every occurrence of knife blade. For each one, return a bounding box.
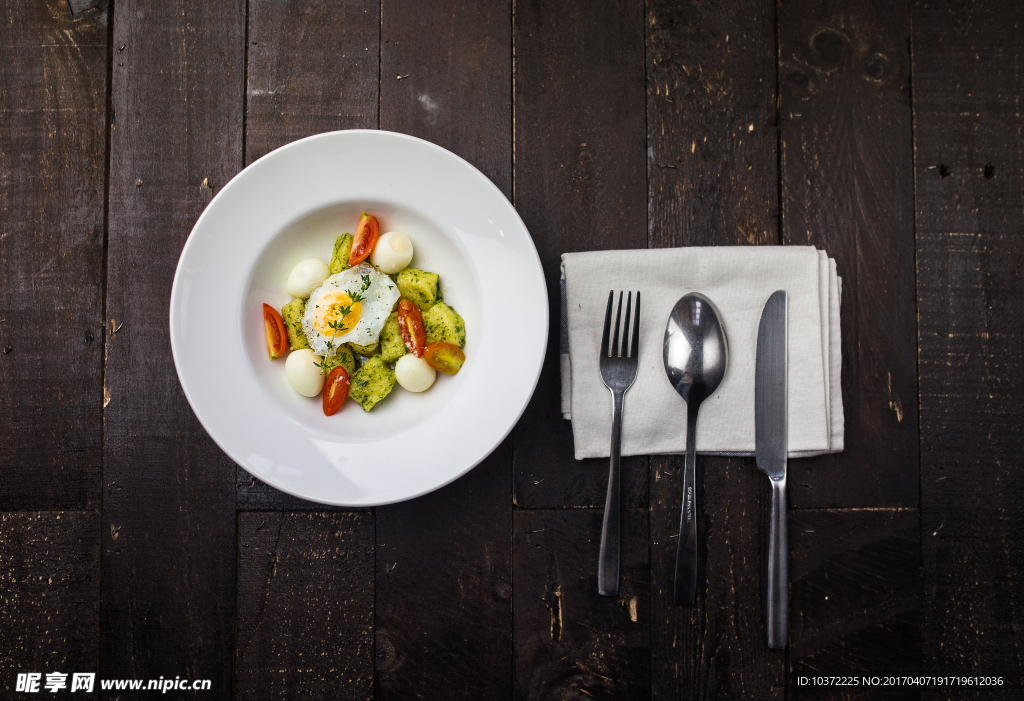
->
[755,289,788,649]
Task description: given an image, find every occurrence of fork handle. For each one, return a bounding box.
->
[674,402,699,605]
[598,389,624,596]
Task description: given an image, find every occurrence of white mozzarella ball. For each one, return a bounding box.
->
[394,354,436,393]
[285,349,325,397]
[370,232,414,274]
[286,258,330,298]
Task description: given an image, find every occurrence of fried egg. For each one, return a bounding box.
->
[301,263,400,354]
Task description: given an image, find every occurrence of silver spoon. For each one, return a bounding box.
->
[664,293,729,605]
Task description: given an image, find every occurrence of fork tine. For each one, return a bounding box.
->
[621,291,632,357]
[600,290,613,358]
[630,291,641,358]
[612,291,623,357]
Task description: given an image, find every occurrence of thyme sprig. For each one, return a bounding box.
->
[314,275,374,374]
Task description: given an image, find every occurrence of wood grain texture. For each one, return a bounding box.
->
[789,509,920,700]
[373,3,514,698]
[650,457,785,699]
[912,0,1024,693]
[513,509,649,700]
[236,512,374,699]
[245,0,379,165]
[511,0,648,509]
[381,0,511,194]
[375,441,513,700]
[0,0,108,510]
[237,0,381,510]
[0,512,99,684]
[101,0,244,693]
[237,473,354,511]
[779,0,918,508]
[646,0,784,697]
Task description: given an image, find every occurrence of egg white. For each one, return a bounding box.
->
[301,263,400,354]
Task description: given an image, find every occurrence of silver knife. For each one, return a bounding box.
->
[755,289,788,649]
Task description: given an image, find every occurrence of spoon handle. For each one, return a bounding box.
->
[674,402,699,605]
[598,389,624,596]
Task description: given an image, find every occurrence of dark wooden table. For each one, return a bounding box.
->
[2,0,1022,698]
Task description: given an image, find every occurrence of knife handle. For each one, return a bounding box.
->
[767,474,788,648]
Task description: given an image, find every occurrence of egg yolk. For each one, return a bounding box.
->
[316,292,362,336]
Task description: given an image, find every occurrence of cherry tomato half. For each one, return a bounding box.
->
[263,303,288,359]
[423,342,465,374]
[348,213,380,266]
[322,366,351,416]
[397,299,426,357]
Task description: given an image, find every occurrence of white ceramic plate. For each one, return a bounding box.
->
[170,130,547,506]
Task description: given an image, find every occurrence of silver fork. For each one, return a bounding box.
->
[598,290,641,597]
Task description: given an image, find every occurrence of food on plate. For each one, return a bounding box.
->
[423,342,465,375]
[329,233,354,275]
[263,304,288,359]
[322,366,350,416]
[349,355,396,411]
[397,299,426,357]
[370,231,414,274]
[423,302,466,347]
[394,354,436,392]
[396,268,441,311]
[262,211,468,413]
[379,312,406,363]
[348,213,380,266]
[281,298,311,350]
[317,343,356,376]
[285,348,326,397]
[302,263,400,354]
[349,340,379,356]
[286,257,330,298]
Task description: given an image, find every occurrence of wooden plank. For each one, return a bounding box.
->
[236,512,374,699]
[789,509,920,699]
[912,0,1024,692]
[513,509,649,700]
[101,0,244,692]
[237,0,381,509]
[650,457,785,698]
[237,473,354,511]
[0,512,99,686]
[244,0,379,165]
[646,0,785,697]
[511,0,649,509]
[0,0,108,510]
[779,0,918,508]
[373,3,513,698]
[376,442,513,700]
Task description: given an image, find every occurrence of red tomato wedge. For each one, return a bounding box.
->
[348,213,380,266]
[423,342,465,374]
[263,303,288,359]
[397,299,426,357]
[322,366,351,416]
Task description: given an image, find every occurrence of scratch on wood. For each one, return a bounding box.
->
[619,595,638,622]
[543,581,563,642]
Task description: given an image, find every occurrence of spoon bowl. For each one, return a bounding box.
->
[664,293,729,405]
[663,292,729,605]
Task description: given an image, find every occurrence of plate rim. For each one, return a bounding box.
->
[169,129,548,506]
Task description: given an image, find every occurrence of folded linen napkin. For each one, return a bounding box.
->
[560,246,843,459]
